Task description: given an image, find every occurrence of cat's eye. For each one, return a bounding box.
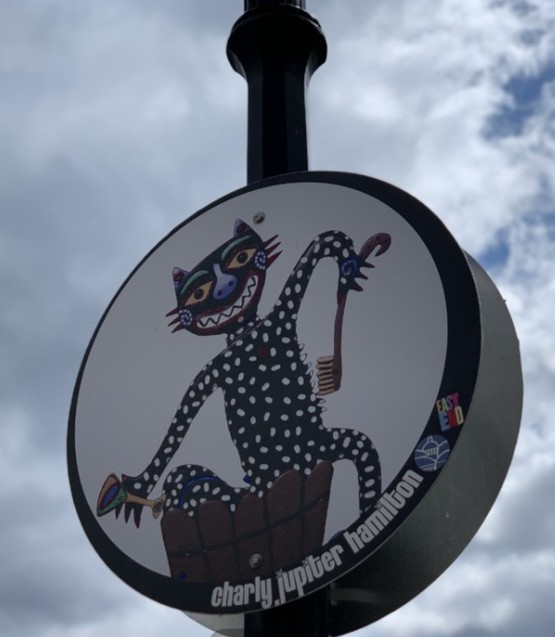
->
[184,281,212,306]
[227,247,256,269]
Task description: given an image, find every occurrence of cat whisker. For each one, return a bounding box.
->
[264,234,281,256]
[263,234,279,247]
[267,250,282,267]
[166,307,179,317]
[266,242,281,256]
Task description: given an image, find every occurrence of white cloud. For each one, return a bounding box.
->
[1,1,554,636]
[311,0,555,256]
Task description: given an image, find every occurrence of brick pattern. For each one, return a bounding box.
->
[161,461,333,583]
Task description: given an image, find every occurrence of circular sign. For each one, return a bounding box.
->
[68,172,521,624]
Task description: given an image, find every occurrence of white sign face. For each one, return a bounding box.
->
[69,173,481,613]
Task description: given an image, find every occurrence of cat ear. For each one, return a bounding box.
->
[172,267,189,289]
[234,218,253,236]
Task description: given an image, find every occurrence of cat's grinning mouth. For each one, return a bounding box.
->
[198,275,258,329]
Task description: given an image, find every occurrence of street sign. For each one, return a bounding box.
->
[68,172,521,627]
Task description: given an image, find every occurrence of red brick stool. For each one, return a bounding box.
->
[161,461,334,583]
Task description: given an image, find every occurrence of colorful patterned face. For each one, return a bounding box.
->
[167,219,281,336]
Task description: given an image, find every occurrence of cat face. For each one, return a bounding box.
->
[167,219,281,336]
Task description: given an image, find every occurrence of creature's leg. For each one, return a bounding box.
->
[163,464,248,516]
[319,428,381,513]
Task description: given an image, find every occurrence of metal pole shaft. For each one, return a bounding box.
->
[226,2,330,635]
[243,587,330,637]
[243,0,306,9]
[227,0,327,183]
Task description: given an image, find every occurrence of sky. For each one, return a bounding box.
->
[1,0,554,636]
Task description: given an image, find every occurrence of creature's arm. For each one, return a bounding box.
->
[315,233,391,394]
[96,360,220,527]
[273,231,381,316]
[270,230,390,394]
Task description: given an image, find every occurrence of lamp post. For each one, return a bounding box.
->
[228,2,330,634]
[227,0,326,184]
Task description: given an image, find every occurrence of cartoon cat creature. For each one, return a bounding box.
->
[97,219,391,528]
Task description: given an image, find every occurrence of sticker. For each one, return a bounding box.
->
[436,392,465,431]
[414,435,451,472]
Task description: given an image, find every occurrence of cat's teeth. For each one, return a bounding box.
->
[198,276,257,329]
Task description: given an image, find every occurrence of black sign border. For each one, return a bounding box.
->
[68,171,481,613]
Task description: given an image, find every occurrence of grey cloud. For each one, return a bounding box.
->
[1,2,554,637]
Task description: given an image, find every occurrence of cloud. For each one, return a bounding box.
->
[311,0,555,257]
[1,1,554,637]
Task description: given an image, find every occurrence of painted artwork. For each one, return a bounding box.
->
[96,219,391,584]
[70,177,468,613]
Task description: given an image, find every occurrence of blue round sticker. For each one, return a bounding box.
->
[414,436,451,472]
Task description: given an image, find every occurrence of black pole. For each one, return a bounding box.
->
[226,1,330,635]
[243,586,330,637]
[227,0,327,183]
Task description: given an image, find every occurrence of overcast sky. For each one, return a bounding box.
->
[1,1,554,636]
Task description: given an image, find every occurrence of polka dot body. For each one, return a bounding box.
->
[124,229,381,519]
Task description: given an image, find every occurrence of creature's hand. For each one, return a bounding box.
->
[338,233,391,294]
[96,473,165,528]
[320,233,391,397]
